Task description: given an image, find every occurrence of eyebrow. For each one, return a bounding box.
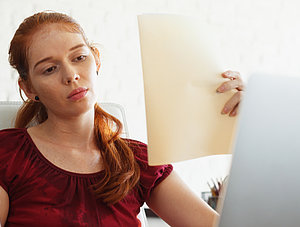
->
[69,43,86,51]
[33,43,86,70]
[33,57,53,70]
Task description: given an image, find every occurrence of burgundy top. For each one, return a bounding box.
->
[0,128,173,227]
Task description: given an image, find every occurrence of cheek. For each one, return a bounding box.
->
[32,80,60,99]
[41,89,60,102]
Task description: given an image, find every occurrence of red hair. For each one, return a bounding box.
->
[9,11,140,205]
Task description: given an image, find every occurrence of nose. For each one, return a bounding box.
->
[62,63,81,85]
[64,73,80,85]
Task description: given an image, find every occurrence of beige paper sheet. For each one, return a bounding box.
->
[138,14,237,165]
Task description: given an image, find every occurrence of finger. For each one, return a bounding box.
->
[221,91,242,115]
[229,103,239,117]
[221,70,241,80]
[217,79,244,93]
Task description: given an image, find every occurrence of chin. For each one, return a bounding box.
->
[67,97,96,116]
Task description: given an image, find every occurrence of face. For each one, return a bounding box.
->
[22,24,100,119]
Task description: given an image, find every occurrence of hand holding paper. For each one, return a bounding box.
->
[138,14,239,165]
[217,70,244,117]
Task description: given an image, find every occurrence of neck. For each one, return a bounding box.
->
[36,108,97,151]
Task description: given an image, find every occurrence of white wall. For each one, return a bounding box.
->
[1,0,300,195]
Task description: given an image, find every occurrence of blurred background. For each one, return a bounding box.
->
[1,0,300,225]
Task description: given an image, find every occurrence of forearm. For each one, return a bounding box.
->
[147,171,219,227]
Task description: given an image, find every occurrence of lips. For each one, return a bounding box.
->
[67,87,88,100]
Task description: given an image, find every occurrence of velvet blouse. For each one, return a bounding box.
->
[0,128,173,227]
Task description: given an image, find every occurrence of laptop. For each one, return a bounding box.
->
[216,74,300,227]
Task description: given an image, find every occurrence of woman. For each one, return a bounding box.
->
[0,12,243,227]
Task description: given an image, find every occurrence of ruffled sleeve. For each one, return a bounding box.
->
[0,128,27,193]
[126,139,173,203]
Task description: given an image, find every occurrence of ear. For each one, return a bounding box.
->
[18,79,38,102]
[91,47,101,71]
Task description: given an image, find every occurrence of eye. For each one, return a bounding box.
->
[74,55,87,62]
[43,66,57,75]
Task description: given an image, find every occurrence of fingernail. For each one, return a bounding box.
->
[222,107,228,114]
[217,86,224,92]
[230,111,236,117]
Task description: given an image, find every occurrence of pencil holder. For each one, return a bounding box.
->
[207,196,219,210]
